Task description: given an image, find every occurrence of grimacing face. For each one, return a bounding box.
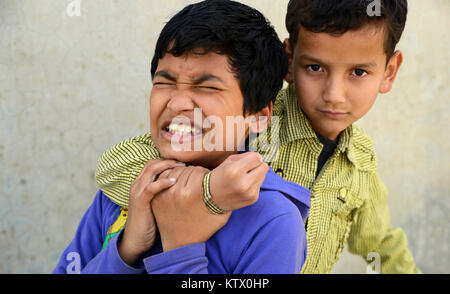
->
[150,51,270,169]
[285,24,403,140]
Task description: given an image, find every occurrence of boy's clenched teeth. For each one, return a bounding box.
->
[165,123,202,136]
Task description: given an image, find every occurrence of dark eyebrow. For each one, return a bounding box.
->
[154,71,224,84]
[299,55,377,68]
[154,70,176,82]
[191,74,224,85]
[353,62,377,68]
[298,55,325,65]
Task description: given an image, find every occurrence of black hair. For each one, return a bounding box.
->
[150,0,288,114]
[286,0,408,59]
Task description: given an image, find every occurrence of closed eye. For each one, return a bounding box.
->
[194,86,221,91]
[153,82,175,87]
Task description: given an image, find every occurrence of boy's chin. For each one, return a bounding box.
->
[160,148,209,165]
[159,148,231,169]
[159,148,196,162]
[314,124,349,141]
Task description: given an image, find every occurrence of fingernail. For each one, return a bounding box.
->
[169,178,176,183]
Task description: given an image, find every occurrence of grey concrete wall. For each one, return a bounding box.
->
[0,0,448,273]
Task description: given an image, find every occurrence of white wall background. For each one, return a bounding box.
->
[0,0,448,273]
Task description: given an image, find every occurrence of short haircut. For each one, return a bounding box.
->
[150,0,289,114]
[285,0,408,59]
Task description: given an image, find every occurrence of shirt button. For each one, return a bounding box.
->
[275,168,284,178]
[338,187,347,202]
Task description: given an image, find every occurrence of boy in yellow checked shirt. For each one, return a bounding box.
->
[96,0,420,273]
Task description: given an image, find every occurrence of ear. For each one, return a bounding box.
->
[248,102,273,134]
[283,38,294,84]
[379,50,403,94]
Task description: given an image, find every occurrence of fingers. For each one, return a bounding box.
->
[141,178,177,203]
[157,168,173,180]
[246,161,269,184]
[135,159,185,191]
[177,166,196,189]
[181,166,209,190]
[227,152,263,174]
[239,161,268,197]
[164,166,187,181]
[147,160,185,180]
[135,159,160,182]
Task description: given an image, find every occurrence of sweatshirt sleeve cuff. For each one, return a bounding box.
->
[106,229,146,274]
[143,243,208,274]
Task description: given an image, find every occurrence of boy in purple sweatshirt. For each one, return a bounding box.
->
[54,0,310,274]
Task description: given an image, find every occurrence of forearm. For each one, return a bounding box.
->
[347,172,420,274]
[373,227,421,274]
[348,225,420,274]
[95,133,161,207]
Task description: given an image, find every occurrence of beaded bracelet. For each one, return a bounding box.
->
[202,171,227,215]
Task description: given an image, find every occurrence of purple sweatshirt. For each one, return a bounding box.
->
[53,168,310,274]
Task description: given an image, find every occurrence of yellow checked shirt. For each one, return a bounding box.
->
[95,85,420,274]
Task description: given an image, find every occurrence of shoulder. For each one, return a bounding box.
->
[220,189,304,260]
[97,190,121,209]
[352,125,375,153]
[262,191,304,220]
[234,189,304,227]
[272,87,289,117]
[89,190,122,225]
[348,125,378,172]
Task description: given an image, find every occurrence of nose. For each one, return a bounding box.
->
[167,88,195,113]
[322,75,346,104]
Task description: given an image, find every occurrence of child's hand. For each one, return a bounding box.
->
[117,159,185,266]
[151,166,232,252]
[210,152,269,211]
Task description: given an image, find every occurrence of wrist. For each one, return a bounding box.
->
[161,237,189,252]
[161,241,181,252]
[202,171,228,214]
[117,231,145,266]
[161,237,205,252]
